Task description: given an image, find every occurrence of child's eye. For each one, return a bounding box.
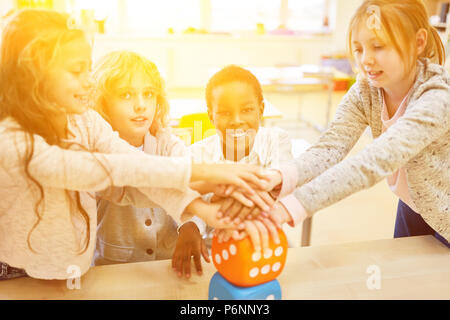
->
[144,91,154,99]
[119,92,132,100]
[242,108,254,113]
[353,48,362,54]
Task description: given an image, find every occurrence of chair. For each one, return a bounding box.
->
[178,112,216,145]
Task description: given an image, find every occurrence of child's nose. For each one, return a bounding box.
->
[230,113,244,125]
[82,72,95,90]
[362,51,375,66]
[134,95,147,112]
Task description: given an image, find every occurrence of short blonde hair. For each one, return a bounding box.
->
[347,0,445,71]
[92,51,169,135]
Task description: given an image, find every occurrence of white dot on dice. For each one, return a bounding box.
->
[249,267,259,278]
[275,246,283,256]
[252,252,261,262]
[272,262,281,272]
[222,250,229,260]
[229,244,237,255]
[215,254,221,264]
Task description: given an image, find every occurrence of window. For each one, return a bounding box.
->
[210,0,329,34]
[125,0,201,35]
[210,0,281,33]
[285,0,329,32]
[67,0,330,35]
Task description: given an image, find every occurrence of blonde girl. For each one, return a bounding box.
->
[91,51,207,267]
[0,9,270,280]
[229,0,449,247]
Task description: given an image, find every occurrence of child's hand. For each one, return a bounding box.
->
[191,163,271,196]
[214,217,280,254]
[265,202,293,227]
[212,187,274,215]
[182,198,235,229]
[264,169,283,196]
[172,222,210,279]
[216,191,275,224]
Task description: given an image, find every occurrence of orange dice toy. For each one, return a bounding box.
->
[211,228,288,287]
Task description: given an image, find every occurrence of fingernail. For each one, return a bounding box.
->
[238,223,245,229]
[217,212,223,218]
[234,218,240,224]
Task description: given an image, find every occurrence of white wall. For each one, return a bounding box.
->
[93,0,364,89]
[93,33,334,89]
[0,0,363,89]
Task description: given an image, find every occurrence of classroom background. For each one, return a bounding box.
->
[1,0,449,248]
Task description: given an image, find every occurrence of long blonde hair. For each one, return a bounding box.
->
[347,0,446,70]
[92,51,170,136]
[0,9,92,254]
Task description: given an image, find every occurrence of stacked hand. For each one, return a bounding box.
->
[172,164,287,278]
[214,201,292,252]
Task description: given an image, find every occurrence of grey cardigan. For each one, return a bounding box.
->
[292,58,449,241]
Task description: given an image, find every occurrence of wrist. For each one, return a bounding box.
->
[277,202,292,224]
[278,195,308,227]
[179,221,200,234]
[191,163,208,182]
[268,169,282,189]
[181,198,204,222]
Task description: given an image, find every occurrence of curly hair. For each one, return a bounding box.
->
[92,50,170,135]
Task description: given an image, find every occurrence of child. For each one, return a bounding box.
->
[239,0,450,247]
[0,9,271,280]
[172,65,304,277]
[92,50,206,266]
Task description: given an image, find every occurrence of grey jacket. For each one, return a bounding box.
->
[292,58,449,241]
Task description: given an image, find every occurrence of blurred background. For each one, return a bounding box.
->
[1,0,449,247]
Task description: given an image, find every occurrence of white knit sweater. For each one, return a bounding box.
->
[0,110,199,279]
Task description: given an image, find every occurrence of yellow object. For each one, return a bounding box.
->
[178,112,216,145]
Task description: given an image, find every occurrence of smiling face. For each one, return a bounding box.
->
[209,81,264,161]
[45,37,93,115]
[351,23,410,91]
[104,71,157,147]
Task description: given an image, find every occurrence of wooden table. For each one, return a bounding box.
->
[1,236,448,300]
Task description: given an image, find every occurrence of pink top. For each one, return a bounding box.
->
[381,89,418,212]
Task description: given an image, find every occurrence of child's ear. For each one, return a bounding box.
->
[207,109,214,123]
[259,101,265,119]
[416,28,428,56]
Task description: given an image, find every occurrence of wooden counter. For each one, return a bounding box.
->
[1,235,449,300]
